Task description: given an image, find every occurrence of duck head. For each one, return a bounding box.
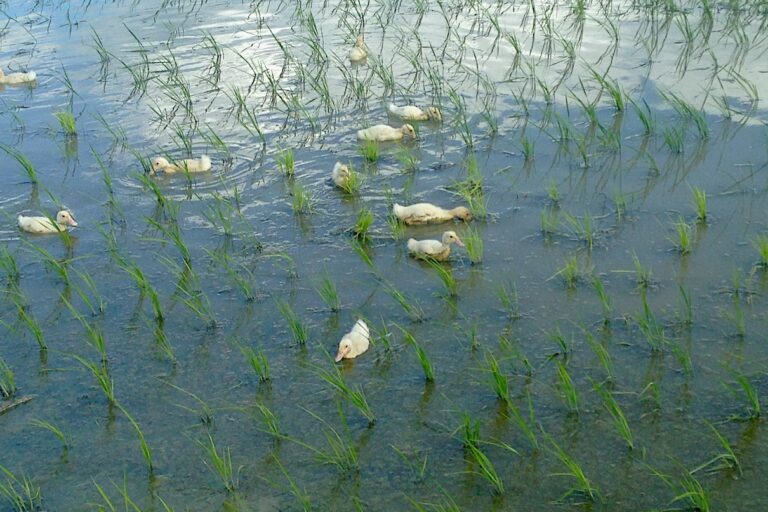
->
[57,210,78,227]
[426,106,442,121]
[401,124,417,139]
[335,339,352,362]
[442,230,464,247]
[150,156,171,174]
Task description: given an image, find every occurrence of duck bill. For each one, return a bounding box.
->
[455,239,465,248]
[68,218,79,227]
[335,346,350,363]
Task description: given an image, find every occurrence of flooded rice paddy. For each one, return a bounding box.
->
[1,0,768,510]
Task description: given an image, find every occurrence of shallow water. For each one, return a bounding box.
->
[1,0,767,510]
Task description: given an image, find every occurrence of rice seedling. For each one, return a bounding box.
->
[314,364,375,424]
[546,180,561,204]
[592,381,633,449]
[562,212,595,250]
[391,445,428,483]
[385,283,425,322]
[591,275,612,323]
[269,455,311,511]
[135,172,167,209]
[636,291,666,351]
[152,323,175,363]
[197,433,239,492]
[691,421,742,475]
[352,208,374,240]
[0,143,38,184]
[334,162,363,195]
[349,239,375,268]
[613,191,627,221]
[584,329,613,380]
[730,373,760,420]
[314,275,341,312]
[497,279,520,319]
[30,418,71,450]
[92,477,151,512]
[484,351,509,403]
[652,466,711,512]
[671,217,693,254]
[54,110,77,137]
[276,301,309,345]
[463,225,484,264]
[200,124,230,157]
[556,361,579,414]
[360,139,379,162]
[9,302,46,350]
[0,464,42,511]
[300,406,359,473]
[558,255,582,289]
[394,145,419,172]
[424,259,457,297]
[70,354,115,404]
[521,136,535,161]
[386,214,406,240]
[403,329,434,382]
[541,208,559,236]
[117,259,164,324]
[290,181,313,214]
[457,413,481,451]
[548,327,571,358]
[91,28,110,78]
[0,359,16,399]
[546,434,599,502]
[252,403,281,439]
[275,148,295,176]
[751,235,768,268]
[240,345,270,382]
[678,285,693,326]
[663,125,686,154]
[0,247,20,285]
[466,444,504,495]
[632,253,652,289]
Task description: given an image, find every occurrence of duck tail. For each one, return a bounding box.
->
[17,215,23,227]
[353,319,369,339]
[200,155,212,171]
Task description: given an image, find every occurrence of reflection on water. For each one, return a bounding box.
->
[1,0,768,510]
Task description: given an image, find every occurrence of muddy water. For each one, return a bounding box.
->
[1,1,767,510]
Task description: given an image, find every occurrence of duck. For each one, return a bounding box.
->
[388,103,442,122]
[348,35,368,62]
[331,162,352,189]
[407,231,465,261]
[335,319,370,362]
[0,69,37,85]
[356,124,416,142]
[150,155,211,175]
[393,202,472,225]
[18,210,78,234]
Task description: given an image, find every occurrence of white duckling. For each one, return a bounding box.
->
[150,155,211,175]
[393,203,472,225]
[407,231,465,261]
[388,103,442,122]
[331,162,352,189]
[0,69,37,85]
[335,319,370,362]
[348,35,368,62]
[356,124,416,142]
[18,210,78,234]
